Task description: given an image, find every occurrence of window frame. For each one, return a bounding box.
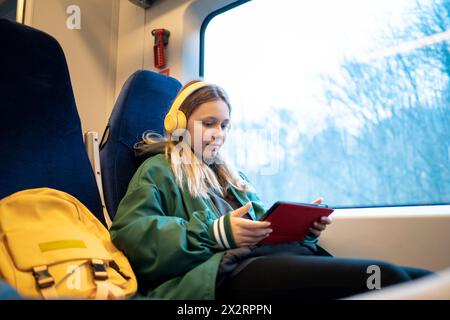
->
[199,0,252,77]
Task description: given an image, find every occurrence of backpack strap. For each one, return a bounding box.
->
[90,259,125,300]
[33,261,126,300]
[32,266,58,299]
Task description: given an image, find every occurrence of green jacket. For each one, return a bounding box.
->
[110,154,317,300]
[110,153,317,300]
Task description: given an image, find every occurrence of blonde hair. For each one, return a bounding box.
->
[143,81,251,198]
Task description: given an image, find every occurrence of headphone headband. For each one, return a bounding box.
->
[164,81,209,133]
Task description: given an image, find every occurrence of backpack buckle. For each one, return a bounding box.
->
[91,259,108,281]
[32,266,55,289]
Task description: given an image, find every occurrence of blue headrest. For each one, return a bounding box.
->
[100,70,181,219]
[0,19,104,225]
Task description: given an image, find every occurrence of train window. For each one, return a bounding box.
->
[202,0,450,208]
[0,0,18,21]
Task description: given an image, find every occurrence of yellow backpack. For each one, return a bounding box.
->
[0,188,138,299]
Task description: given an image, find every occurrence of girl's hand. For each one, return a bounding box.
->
[309,197,333,237]
[230,202,272,247]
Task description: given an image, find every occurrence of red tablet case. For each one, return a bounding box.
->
[258,202,334,245]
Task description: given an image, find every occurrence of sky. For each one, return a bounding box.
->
[204,0,439,138]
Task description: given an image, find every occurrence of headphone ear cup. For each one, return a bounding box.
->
[177,110,187,130]
[164,114,177,133]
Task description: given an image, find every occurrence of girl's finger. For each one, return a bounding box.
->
[236,218,271,230]
[238,228,272,238]
[313,222,326,231]
[312,197,324,204]
[230,202,252,217]
[321,216,332,224]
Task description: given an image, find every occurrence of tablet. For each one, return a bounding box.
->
[258,201,334,245]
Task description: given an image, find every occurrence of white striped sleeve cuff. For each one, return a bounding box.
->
[212,216,232,249]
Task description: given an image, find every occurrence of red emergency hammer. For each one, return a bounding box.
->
[151,29,170,69]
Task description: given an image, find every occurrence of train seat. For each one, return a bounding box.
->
[0,19,105,226]
[99,70,181,220]
[0,279,22,300]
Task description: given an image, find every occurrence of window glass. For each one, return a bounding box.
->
[203,0,450,208]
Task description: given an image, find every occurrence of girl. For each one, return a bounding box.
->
[110,81,432,300]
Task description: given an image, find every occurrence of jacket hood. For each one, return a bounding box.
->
[134,140,166,163]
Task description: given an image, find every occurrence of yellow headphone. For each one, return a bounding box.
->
[164,81,209,133]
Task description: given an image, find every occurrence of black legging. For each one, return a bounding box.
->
[216,255,434,300]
